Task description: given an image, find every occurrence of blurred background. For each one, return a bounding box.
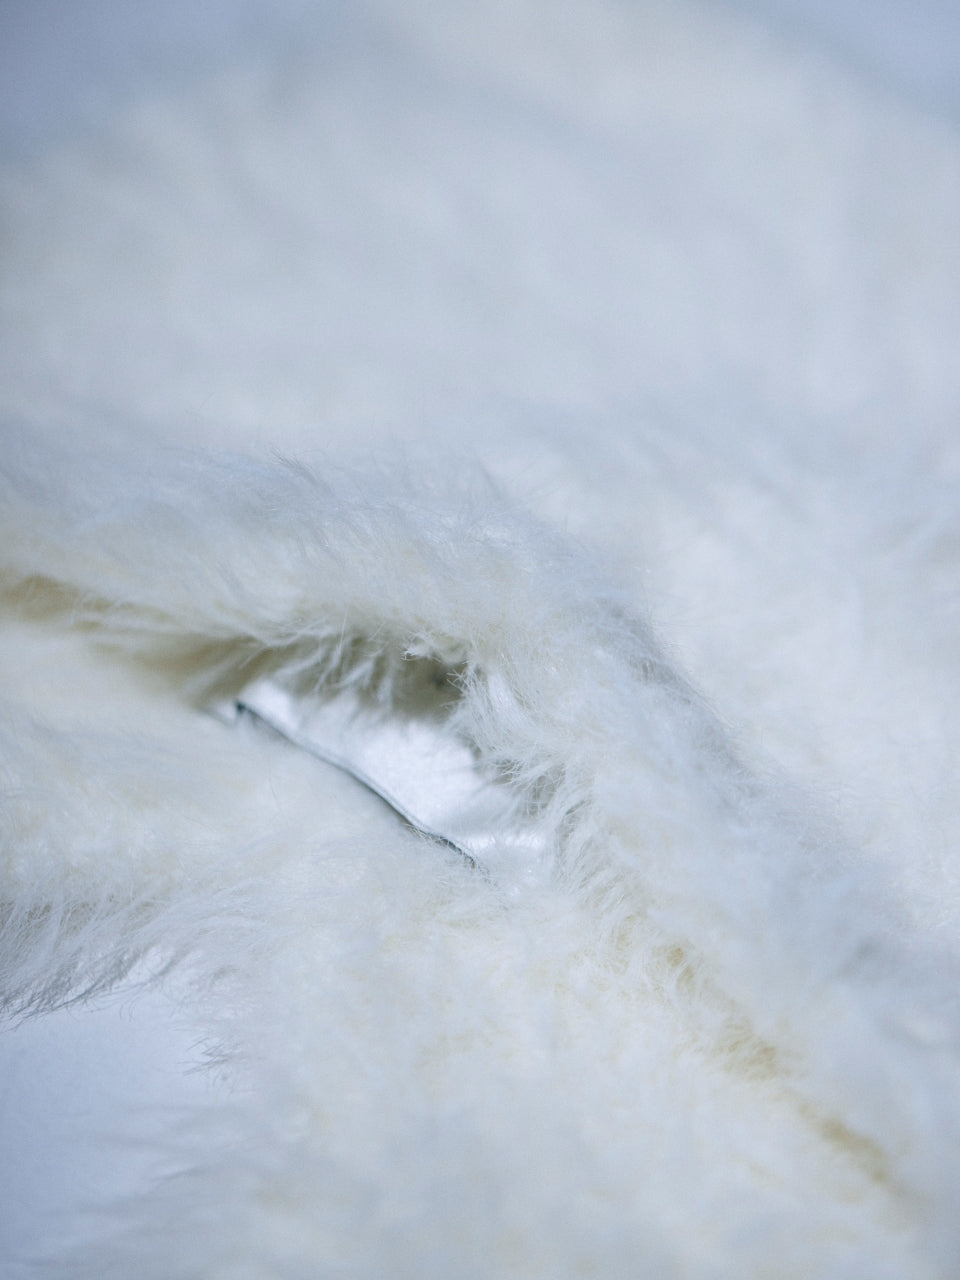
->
[3,0,960,161]
[3,0,960,462]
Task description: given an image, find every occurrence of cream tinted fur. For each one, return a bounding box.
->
[3,437,960,1276]
[3,1,960,1276]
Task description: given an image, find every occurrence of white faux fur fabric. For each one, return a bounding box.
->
[3,2,960,1276]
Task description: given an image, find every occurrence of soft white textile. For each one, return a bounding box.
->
[2,2,960,1275]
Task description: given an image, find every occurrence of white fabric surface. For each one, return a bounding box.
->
[2,2,960,1276]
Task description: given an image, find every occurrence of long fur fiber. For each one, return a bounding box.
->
[3,0,960,1276]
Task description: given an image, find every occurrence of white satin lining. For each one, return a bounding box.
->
[213,677,552,883]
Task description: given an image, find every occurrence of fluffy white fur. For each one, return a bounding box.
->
[3,1,960,1276]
